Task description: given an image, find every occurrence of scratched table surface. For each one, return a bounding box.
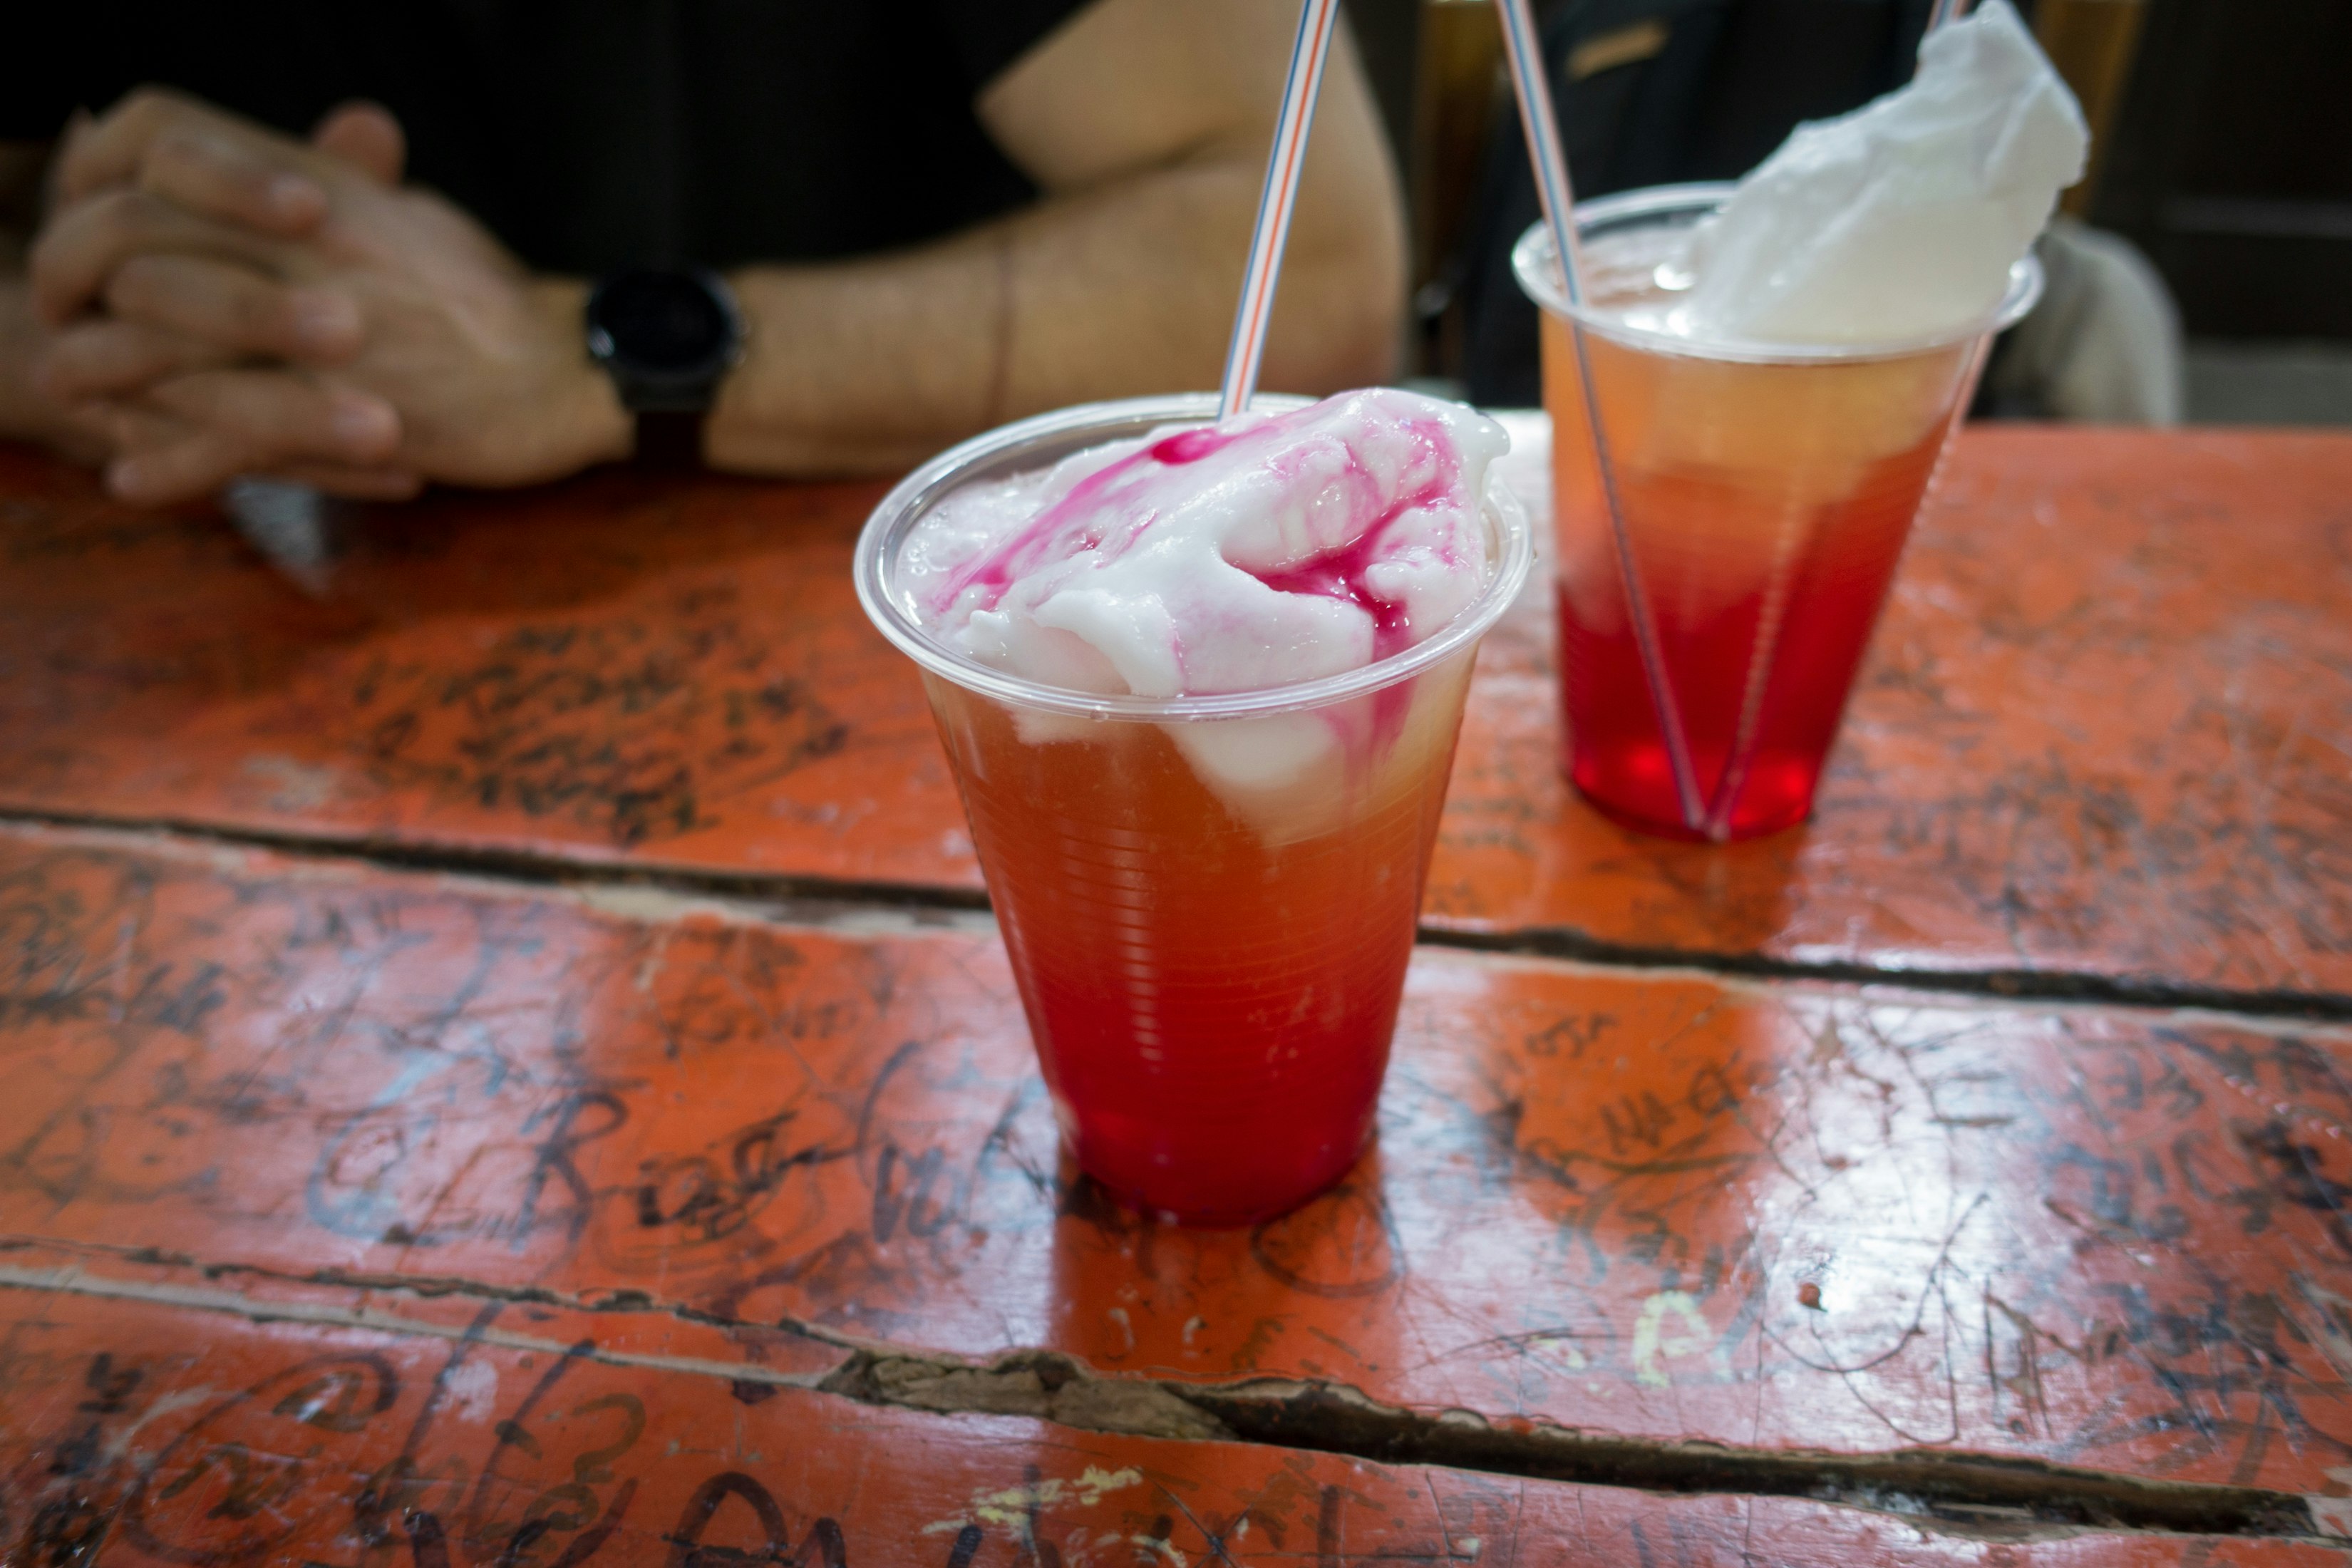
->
[6,421,2352,1564]
[6,821,2352,1558]
[1,424,2347,1001]
[6,1291,2338,1568]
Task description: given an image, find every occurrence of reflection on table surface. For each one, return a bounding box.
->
[3,422,2350,1559]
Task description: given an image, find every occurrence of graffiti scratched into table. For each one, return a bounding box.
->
[4,424,2352,1562]
[5,829,2352,1496]
[2,428,2346,995]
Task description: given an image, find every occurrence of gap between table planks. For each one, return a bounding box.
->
[6,820,2352,1520]
[1,424,2346,1004]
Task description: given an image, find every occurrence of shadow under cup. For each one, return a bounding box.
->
[855,396,1532,1225]
[1515,184,2043,842]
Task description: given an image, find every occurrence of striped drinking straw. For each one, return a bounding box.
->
[1218,0,1344,419]
[1495,0,1708,835]
[1707,0,1989,840]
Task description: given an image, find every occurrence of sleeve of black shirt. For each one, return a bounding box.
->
[933,0,1098,90]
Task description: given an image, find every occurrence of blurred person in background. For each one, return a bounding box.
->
[0,0,1406,506]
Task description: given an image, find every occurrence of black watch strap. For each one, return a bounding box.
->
[634,411,706,469]
[584,269,746,464]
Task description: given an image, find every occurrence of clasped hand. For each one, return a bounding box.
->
[30,91,630,505]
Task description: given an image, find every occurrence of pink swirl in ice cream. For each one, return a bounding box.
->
[898,388,1508,699]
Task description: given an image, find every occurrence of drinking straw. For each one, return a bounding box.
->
[1701,0,1986,835]
[1218,0,1344,418]
[1495,0,1708,834]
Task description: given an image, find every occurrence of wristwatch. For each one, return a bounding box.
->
[584,269,746,465]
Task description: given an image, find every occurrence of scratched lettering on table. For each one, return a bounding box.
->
[0,1293,1505,1567]
[5,829,2351,1496]
[8,433,2351,989]
[251,567,901,852]
[1429,431,2352,995]
[0,1294,2337,1568]
[344,612,852,847]
[0,455,956,875]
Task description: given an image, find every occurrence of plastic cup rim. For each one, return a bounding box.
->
[1511,180,2047,365]
[852,392,1535,723]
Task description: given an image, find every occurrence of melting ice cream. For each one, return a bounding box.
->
[896,388,1510,821]
[900,388,1507,702]
[1654,0,2088,347]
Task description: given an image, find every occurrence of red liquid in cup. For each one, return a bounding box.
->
[1539,288,1980,840]
[922,662,1471,1224]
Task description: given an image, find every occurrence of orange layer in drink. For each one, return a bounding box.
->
[1542,237,1980,839]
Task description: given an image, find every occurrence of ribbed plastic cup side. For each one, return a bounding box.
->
[923,648,1476,1223]
[855,396,1532,1222]
[1513,185,2041,840]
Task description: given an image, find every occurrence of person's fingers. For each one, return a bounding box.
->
[311,100,406,185]
[269,461,425,501]
[26,187,296,325]
[144,369,401,466]
[104,428,254,505]
[140,127,329,234]
[103,254,362,363]
[74,398,220,503]
[34,384,130,467]
[93,371,401,503]
[69,395,180,459]
[110,444,423,505]
[34,317,237,402]
[83,391,419,505]
[54,90,166,198]
[59,88,326,237]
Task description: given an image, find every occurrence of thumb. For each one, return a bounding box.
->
[51,106,96,205]
[311,100,406,185]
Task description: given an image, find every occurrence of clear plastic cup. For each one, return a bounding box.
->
[1515,184,2043,841]
[855,395,1532,1224]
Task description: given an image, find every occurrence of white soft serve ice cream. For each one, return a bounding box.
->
[1536,0,2091,519]
[1656,0,2089,347]
[897,388,1509,815]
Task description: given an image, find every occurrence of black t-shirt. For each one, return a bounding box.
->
[4,1,1093,275]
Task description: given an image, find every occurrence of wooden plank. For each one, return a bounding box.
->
[3,428,2347,996]
[3,1287,2330,1567]
[6,823,2352,1500]
[0,455,944,881]
[1435,423,2352,1000]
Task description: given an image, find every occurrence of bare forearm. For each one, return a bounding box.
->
[706,153,1401,477]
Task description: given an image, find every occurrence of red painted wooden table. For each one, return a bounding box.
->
[4,420,2351,1563]
[3,421,2345,1001]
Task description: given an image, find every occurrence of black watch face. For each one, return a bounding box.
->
[589,270,734,374]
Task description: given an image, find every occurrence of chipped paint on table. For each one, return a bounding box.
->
[4,1287,2331,1567]
[7,823,2352,1502]
[2,429,2348,993]
[0,458,941,876]
[1442,421,2352,999]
